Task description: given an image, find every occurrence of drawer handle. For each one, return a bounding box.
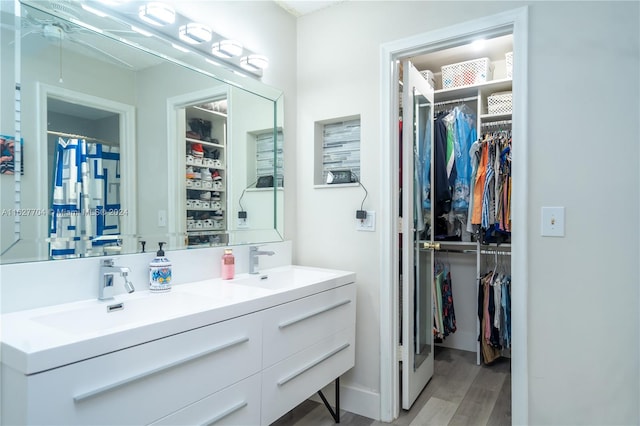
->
[277,342,350,386]
[73,336,250,402]
[202,400,247,426]
[278,299,351,329]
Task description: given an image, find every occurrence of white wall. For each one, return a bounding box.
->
[296,1,639,424]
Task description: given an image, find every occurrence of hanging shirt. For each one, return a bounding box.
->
[466,140,481,232]
[471,140,488,224]
[427,112,452,216]
[451,105,476,211]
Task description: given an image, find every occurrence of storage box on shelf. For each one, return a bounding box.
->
[441,57,493,89]
[505,51,513,79]
[420,70,435,89]
[487,91,513,115]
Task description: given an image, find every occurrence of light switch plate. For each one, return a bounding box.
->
[541,206,565,237]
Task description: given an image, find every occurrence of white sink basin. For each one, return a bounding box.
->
[233,265,339,291]
[31,292,213,336]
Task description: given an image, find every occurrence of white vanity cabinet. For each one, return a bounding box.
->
[1,269,357,426]
[261,284,356,425]
[2,313,263,425]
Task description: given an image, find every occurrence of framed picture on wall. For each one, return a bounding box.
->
[0,135,24,175]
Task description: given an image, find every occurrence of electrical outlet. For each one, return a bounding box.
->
[237,217,249,229]
[356,211,375,232]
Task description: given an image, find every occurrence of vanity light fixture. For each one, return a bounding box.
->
[178,23,212,44]
[138,2,175,26]
[240,54,269,71]
[211,40,243,59]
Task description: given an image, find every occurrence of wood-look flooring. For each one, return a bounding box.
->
[271,347,511,426]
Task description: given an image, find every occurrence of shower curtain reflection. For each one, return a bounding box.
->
[49,137,121,259]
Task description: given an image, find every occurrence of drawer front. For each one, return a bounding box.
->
[150,373,261,426]
[25,313,262,425]
[262,283,356,368]
[261,327,355,426]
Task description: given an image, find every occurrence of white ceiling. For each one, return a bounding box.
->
[410,34,513,74]
[275,1,344,17]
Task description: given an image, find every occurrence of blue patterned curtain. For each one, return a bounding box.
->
[49,138,121,259]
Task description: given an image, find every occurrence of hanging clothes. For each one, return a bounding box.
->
[425,111,452,217]
[451,105,476,212]
[477,269,512,364]
[433,262,457,340]
[469,130,512,243]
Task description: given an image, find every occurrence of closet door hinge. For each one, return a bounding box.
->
[397,344,405,359]
[397,217,403,232]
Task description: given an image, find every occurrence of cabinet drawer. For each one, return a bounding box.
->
[261,327,355,426]
[150,373,261,426]
[23,313,262,425]
[262,283,356,368]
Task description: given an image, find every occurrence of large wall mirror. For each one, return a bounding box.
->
[0,1,284,264]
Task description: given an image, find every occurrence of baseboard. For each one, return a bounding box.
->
[309,381,381,421]
[435,330,477,353]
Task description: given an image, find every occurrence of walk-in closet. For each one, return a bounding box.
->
[399,32,514,420]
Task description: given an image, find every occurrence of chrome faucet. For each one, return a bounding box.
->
[99,258,135,300]
[249,246,275,274]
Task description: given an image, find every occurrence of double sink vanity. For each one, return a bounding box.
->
[1,264,356,425]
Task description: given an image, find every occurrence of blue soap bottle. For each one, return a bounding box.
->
[149,242,172,292]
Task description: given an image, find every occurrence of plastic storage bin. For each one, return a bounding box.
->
[487,91,513,115]
[441,57,493,89]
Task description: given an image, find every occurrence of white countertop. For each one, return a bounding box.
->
[1,265,356,375]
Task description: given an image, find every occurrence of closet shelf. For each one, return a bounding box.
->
[435,78,512,103]
[192,105,227,118]
[480,113,512,122]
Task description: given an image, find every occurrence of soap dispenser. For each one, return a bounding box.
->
[149,242,172,292]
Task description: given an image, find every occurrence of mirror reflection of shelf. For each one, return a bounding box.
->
[192,106,227,119]
[185,101,228,247]
[186,137,224,148]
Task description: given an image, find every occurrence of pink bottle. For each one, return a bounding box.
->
[221,249,235,279]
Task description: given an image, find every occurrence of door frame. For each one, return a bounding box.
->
[378,7,529,423]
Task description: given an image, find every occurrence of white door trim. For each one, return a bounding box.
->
[378,7,529,423]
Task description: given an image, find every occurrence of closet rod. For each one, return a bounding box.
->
[434,96,478,107]
[480,250,511,256]
[48,131,119,147]
[420,247,477,254]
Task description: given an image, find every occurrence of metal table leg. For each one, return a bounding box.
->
[317,377,340,423]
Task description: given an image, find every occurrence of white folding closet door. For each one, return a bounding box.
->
[401,61,435,410]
